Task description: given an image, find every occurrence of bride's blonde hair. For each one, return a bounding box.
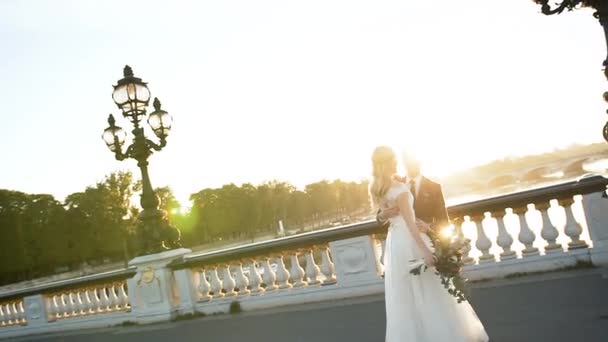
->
[370,146,397,207]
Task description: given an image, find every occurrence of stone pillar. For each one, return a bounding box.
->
[173,268,197,315]
[328,235,382,287]
[581,190,608,266]
[23,295,48,327]
[127,248,191,324]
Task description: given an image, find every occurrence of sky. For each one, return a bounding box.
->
[0,0,606,206]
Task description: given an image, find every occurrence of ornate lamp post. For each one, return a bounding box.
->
[532,1,608,141]
[102,65,181,255]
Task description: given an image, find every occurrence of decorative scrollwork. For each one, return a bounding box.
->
[533,0,583,15]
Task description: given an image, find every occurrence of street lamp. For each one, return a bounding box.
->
[102,65,181,255]
[532,1,608,141]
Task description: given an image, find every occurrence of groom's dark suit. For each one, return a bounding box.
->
[378,176,450,231]
[412,176,450,229]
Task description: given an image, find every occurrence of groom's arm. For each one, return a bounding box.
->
[376,208,391,228]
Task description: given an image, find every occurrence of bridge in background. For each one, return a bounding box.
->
[441,151,608,200]
[2,175,608,341]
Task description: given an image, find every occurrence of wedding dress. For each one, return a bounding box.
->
[383,182,489,342]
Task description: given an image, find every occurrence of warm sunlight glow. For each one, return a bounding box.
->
[0,0,604,202]
[440,225,455,239]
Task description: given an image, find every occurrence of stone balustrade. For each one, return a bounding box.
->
[445,174,608,280]
[0,300,26,327]
[1,174,607,339]
[170,227,384,316]
[191,246,336,302]
[0,269,135,339]
[46,281,130,321]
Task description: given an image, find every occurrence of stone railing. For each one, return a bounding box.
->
[169,222,385,316]
[447,174,608,280]
[0,268,135,339]
[1,174,607,339]
[46,281,130,321]
[0,300,26,328]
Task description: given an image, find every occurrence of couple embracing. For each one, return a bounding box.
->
[370,146,488,342]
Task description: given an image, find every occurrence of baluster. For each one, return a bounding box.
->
[59,293,70,318]
[99,287,111,312]
[209,266,224,298]
[559,198,588,249]
[10,303,19,325]
[51,293,65,320]
[492,211,516,260]
[472,215,494,263]
[17,302,25,324]
[69,292,79,316]
[4,304,11,325]
[261,257,278,291]
[320,246,336,284]
[12,302,22,325]
[109,284,121,310]
[12,303,20,325]
[197,269,212,301]
[2,304,9,325]
[514,206,539,256]
[117,283,130,309]
[372,233,386,275]
[221,265,237,297]
[82,288,94,314]
[13,302,22,324]
[88,288,102,313]
[47,295,59,320]
[52,295,62,319]
[75,291,86,316]
[289,251,307,288]
[0,304,5,326]
[53,295,63,319]
[247,260,264,295]
[10,303,18,325]
[234,262,250,295]
[536,202,562,253]
[12,302,21,324]
[5,303,14,325]
[305,249,321,285]
[275,254,292,289]
[454,218,474,265]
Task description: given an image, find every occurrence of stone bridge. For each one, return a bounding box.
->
[2,175,608,342]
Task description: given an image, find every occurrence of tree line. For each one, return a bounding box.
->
[0,172,370,286]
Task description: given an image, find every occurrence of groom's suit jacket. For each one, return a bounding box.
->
[413,176,450,230]
[377,176,450,231]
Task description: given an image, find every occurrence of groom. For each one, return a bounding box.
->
[377,153,450,233]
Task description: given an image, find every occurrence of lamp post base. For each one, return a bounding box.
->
[136,208,182,256]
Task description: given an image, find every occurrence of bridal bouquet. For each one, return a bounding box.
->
[409,224,470,303]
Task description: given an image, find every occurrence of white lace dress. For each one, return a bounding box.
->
[383,182,489,342]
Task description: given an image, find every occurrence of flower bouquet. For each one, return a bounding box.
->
[409,223,470,303]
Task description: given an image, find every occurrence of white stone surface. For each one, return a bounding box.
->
[127,248,191,324]
[329,236,382,287]
[582,191,608,266]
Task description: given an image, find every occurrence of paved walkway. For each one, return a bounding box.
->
[11,268,608,342]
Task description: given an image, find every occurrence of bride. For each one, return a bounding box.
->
[370,146,489,342]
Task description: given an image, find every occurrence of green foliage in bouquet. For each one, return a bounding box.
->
[410,224,470,303]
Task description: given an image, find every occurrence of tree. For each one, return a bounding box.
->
[64,171,139,265]
[0,171,372,285]
[155,186,181,217]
